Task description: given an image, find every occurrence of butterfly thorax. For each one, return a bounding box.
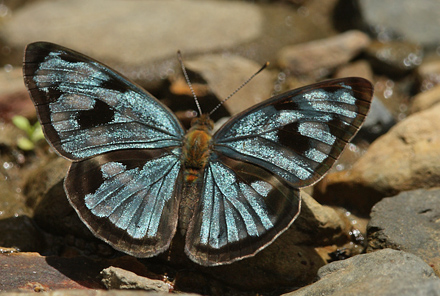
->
[181,114,214,183]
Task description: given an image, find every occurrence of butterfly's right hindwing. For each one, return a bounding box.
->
[23,42,185,161]
[185,154,301,266]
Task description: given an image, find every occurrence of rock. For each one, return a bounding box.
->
[0,168,30,220]
[278,30,371,78]
[334,60,373,81]
[367,188,440,274]
[314,103,440,214]
[357,97,395,142]
[290,192,348,246]
[3,0,263,90]
[180,54,274,116]
[0,253,187,294]
[0,67,25,97]
[365,40,423,77]
[0,120,22,149]
[370,76,413,124]
[0,291,187,296]
[101,267,169,292]
[23,156,70,210]
[358,0,440,47]
[188,192,356,291]
[283,249,440,296]
[417,58,440,92]
[0,252,105,290]
[410,84,440,113]
[0,90,35,123]
[0,215,46,253]
[4,0,261,68]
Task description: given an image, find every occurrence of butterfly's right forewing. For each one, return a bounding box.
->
[214,78,373,188]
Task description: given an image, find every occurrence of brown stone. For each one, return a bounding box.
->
[278,30,371,77]
[410,84,440,113]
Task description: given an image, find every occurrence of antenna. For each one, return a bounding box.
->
[177,51,203,116]
[209,61,269,116]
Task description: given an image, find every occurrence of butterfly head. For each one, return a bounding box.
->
[189,113,214,132]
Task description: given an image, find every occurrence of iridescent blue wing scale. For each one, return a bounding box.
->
[23,42,184,160]
[64,149,182,256]
[185,78,373,265]
[23,42,185,257]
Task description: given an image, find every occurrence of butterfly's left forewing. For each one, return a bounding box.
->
[23,42,184,161]
[185,78,373,265]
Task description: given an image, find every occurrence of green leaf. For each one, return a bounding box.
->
[17,137,35,151]
[12,115,31,133]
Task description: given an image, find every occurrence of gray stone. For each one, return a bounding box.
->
[101,267,169,292]
[283,249,440,296]
[4,0,261,68]
[359,97,395,141]
[367,188,440,269]
[359,0,440,46]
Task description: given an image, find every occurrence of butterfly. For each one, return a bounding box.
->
[23,42,373,266]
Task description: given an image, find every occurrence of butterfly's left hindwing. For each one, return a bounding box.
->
[65,148,182,257]
[23,42,185,161]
